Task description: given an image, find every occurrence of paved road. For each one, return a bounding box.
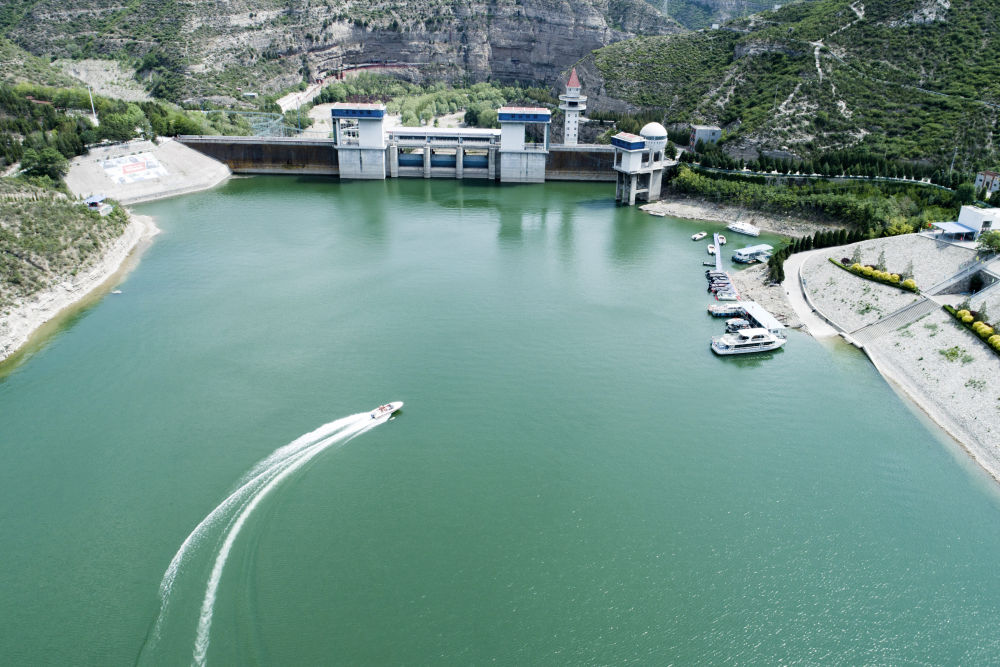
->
[780,248,840,338]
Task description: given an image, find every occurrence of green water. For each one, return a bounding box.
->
[2,177,999,665]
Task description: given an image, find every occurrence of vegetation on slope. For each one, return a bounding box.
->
[592,0,1000,169]
[668,164,964,233]
[311,74,556,128]
[0,179,129,312]
[0,82,257,175]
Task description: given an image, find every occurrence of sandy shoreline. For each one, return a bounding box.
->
[0,212,160,365]
[641,196,843,237]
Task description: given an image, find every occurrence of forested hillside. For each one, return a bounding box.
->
[588,0,1000,168]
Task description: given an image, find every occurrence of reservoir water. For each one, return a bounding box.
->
[2,177,999,664]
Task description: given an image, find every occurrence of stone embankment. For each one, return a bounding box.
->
[789,234,1000,482]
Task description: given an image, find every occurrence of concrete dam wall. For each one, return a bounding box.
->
[178,136,615,182]
[179,137,340,176]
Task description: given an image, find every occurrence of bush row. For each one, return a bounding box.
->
[945,306,1000,356]
[829,258,919,293]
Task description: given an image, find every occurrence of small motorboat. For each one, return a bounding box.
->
[369,402,404,422]
[707,244,716,255]
[725,317,752,332]
[727,221,761,237]
[717,235,727,245]
[692,231,708,241]
[715,290,739,301]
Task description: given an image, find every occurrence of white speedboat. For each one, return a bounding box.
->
[707,244,716,255]
[370,402,404,421]
[727,221,761,237]
[711,327,785,355]
[717,235,727,245]
[692,231,708,241]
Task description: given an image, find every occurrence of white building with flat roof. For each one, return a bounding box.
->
[689,124,722,148]
[958,205,1000,237]
[974,170,1000,198]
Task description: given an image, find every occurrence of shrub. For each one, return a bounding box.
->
[890,274,900,283]
[962,314,975,323]
[862,266,874,276]
[956,309,971,319]
[851,263,863,273]
[990,335,1000,346]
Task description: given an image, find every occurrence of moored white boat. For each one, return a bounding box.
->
[692,231,708,241]
[708,303,743,317]
[727,221,761,237]
[711,327,785,355]
[370,402,404,421]
[717,235,727,245]
[707,244,716,255]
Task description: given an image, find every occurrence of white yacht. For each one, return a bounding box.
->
[707,244,716,255]
[727,221,761,237]
[692,231,708,241]
[370,402,404,421]
[711,328,785,355]
[717,235,727,245]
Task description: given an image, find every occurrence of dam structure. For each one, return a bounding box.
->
[178,96,674,191]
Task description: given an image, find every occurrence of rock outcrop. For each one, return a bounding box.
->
[6,0,680,97]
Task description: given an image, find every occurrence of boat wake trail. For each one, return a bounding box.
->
[140,411,384,665]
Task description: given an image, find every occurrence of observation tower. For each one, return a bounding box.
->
[558,69,587,146]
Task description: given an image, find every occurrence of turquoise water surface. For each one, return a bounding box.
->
[1,177,999,664]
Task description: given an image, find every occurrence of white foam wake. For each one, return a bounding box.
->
[192,417,377,665]
[142,411,378,663]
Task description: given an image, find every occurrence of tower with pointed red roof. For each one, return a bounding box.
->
[558,68,587,146]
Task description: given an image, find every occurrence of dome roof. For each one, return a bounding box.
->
[639,122,668,139]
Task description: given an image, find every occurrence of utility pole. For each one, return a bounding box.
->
[88,86,98,126]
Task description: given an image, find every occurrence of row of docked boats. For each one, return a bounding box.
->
[705,269,738,301]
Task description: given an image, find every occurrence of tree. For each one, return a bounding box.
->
[978,230,1000,253]
[956,182,976,204]
[21,147,68,180]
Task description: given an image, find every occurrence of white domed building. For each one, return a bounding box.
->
[611,121,673,205]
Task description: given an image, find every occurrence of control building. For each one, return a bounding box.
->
[612,122,669,205]
[331,102,387,179]
[497,107,551,183]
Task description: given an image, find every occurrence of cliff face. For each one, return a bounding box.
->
[4,0,679,97]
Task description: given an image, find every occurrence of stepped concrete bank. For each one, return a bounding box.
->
[177,136,616,182]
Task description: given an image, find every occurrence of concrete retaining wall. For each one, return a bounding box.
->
[179,136,339,175]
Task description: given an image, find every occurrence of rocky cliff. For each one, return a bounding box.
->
[3,0,680,100]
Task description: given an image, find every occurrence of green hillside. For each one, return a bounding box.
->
[0,180,129,312]
[592,0,1000,168]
